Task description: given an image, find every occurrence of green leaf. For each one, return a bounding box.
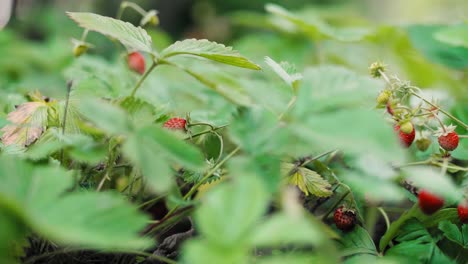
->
[386,219,454,264]
[0,102,49,148]
[338,226,378,258]
[181,239,248,264]
[264,56,302,88]
[142,125,205,170]
[289,109,404,162]
[283,163,332,197]
[434,24,468,48]
[439,221,468,248]
[79,98,133,135]
[123,133,172,193]
[160,39,261,70]
[407,25,468,69]
[0,156,152,250]
[195,173,269,247]
[251,212,326,247]
[266,4,372,42]
[67,12,152,52]
[294,66,385,114]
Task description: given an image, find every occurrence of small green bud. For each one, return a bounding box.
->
[376,90,392,105]
[369,62,386,78]
[140,10,159,27]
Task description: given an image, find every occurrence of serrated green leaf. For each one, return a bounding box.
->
[67,12,153,52]
[142,125,205,170]
[264,56,302,88]
[251,212,325,247]
[123,133,172,193]
[283,164,332,197]
[160,39,261,70]
[79,98,133,135]
[0,157,152,250]
[386,219,455,264]
[294,66,385,114]
[195,173,269,247]
[266,4,372,42]
[439,221,468,248]
[337,225,378,258]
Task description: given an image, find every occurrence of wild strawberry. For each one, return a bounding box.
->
[127,51,145,75]
[434,125,459,151]
[394,124,415,148]
[458,202,468,224]
[334,206,356,231]
[418,190,444,215]
[438,132,459,151]
[163,117,187,131]
[399,121,413,134]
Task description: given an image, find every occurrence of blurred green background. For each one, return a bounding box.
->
[0,0,467,102]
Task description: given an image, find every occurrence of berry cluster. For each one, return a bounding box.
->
[370,63,461,154]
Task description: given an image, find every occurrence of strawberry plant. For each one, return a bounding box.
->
[0,2,467,264]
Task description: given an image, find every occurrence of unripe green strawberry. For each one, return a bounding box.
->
[415,138,431,152]
[399,121,414,134]
[377,90,392,105]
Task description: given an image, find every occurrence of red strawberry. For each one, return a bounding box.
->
[334,206,356,231]
[127,51,145,75]
[418,190,444,215]
[394,124,415,148]
[438,131,459,151]
[458,202,468,224]
[163,118,187,131]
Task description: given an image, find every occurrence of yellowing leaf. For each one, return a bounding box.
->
[283,163,332,197]
[1,102,49,147]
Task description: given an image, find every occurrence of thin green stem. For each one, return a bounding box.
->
[130,61,157,97]
[213,131,224,163]
[184,124,228,140]
[410,91,468,130]
[377,207,391,232]
[379,204,419,252]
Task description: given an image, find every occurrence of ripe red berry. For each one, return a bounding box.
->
[438,131,459,151]
[334,206,356,231]
[458,202,468,224]
[163,118,187,131]
[418,190,444,215]
[394,124,415,148]
[127,51,145,75]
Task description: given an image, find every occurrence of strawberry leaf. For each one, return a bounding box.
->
[438,221,468,248]
[67,12,153,52]
[1,101,49,148]
[283,163,332,197]
[160,39,261,70]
